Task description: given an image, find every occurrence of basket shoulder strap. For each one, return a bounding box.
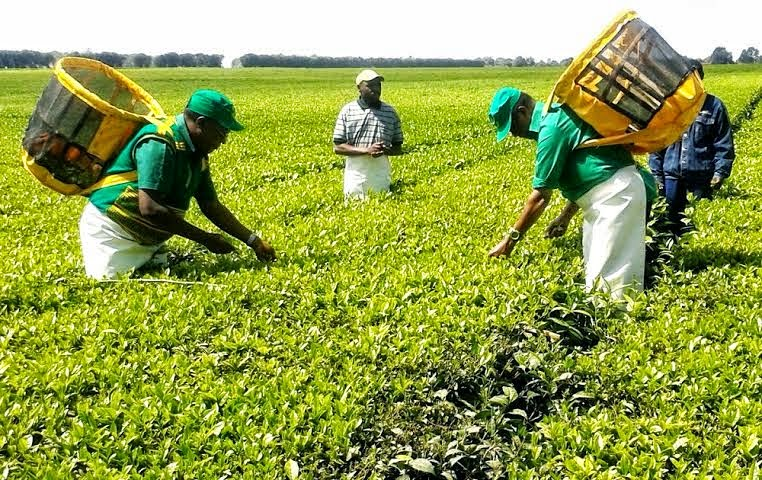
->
[130,132,178,159]
[80,171,138,195]
[81,131,177,196]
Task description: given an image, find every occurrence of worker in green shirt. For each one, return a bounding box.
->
[487,87,655,299]
[80,89,275,279]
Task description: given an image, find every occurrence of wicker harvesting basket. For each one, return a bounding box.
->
[548,10,706,154]
[21,56,167,195]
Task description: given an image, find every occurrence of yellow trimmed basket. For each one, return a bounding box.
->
[548,10,706,154]
[21,56,167,195]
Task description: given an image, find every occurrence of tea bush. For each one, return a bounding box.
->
[0,65,760,479]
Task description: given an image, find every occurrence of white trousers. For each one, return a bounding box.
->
[344,154,391,199]
[575,165,646,299]
[79,202,164,280]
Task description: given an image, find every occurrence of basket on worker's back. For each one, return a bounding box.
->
[549,10,705,154]
[21,56,167,195]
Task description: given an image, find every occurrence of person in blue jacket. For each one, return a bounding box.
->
[648,59,735,236]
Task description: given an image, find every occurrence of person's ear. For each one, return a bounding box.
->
[189,116,207,137]
[196,116,214,135]
[513,105,528,121]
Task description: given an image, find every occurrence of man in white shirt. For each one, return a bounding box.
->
[333,69,404,199]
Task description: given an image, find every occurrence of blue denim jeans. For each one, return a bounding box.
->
[664,177,713,236]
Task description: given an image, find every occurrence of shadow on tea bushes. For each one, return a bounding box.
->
[336,288,627,479]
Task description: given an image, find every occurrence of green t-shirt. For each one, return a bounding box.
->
[531,103,638,202]
[88,115,217,245]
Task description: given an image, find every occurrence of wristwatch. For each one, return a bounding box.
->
[246,232,261,247]
[507,227,522,241]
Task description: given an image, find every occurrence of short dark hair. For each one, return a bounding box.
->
[687,58,704,80]
[184,108,202,121]
[516,92,533,109]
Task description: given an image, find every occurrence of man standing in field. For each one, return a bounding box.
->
[487,87,655,299]
[648,60,735,237]
[79,89,275,279]
[333,69,404,199]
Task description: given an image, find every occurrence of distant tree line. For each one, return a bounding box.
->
[486,57,575,67]
[707,46,760,64]
[231,54,576,68]
[232,54,486,68]
[0,50,55,68]
[1,47,760,69]
[0,51,223,68]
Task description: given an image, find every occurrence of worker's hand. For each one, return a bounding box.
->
[248,236,276,262]
[488,235,517,258]
[204,233,236,254]
[710,175,724,190]
[545,215,570,238]
[368,142,386,157]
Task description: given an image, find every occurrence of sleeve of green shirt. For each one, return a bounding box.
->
[532,112,577,191]
[135,138,175,195]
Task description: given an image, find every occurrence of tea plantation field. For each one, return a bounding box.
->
[0,65,760,479]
